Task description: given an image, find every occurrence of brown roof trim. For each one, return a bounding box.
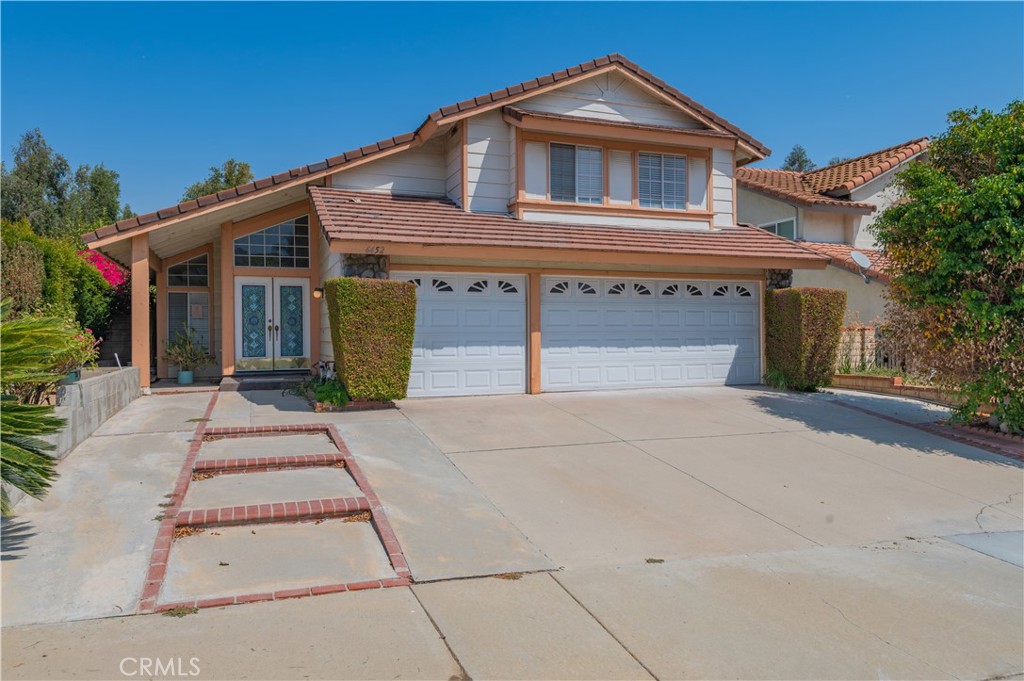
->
[309,187,828,265]
[86,54,768,245]
[429,54,769,157]
[503,106,738,140]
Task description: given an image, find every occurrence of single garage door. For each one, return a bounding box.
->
[541,276,760,391]
[392,272,527,397]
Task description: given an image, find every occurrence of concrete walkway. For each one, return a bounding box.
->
[3,386,1022,680]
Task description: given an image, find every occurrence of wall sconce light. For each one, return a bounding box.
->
[313,287,324,299]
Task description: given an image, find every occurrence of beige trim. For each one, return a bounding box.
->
[460,124,469,211]
[131,234,151,389]
[528,271,541,394]
[522,130,712,157]
[389,263,766,280]
[308,197,322,370]
[219,222,235,376]
[507,112,736,150]
[331,240,825,270]
[510,199,713,223]
[230,201,310,238]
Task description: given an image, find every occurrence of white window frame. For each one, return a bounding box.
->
[638,151,687,210]
[759,218,797,240]
[549,143,604,205]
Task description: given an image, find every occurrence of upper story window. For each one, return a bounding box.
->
[550,143,603,205]
[234,215,310,268]
[638,152,687,209]
[760,218,796,240]
[166,254,208,287]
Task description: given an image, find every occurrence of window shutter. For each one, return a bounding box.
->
[575,146,603,205]
[549,143,576,202]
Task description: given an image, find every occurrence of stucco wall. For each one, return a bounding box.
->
[792,265,887,324]
[737,188,797,226]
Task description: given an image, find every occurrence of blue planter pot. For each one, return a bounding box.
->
[61,370,80,385]
[177,370,194,386]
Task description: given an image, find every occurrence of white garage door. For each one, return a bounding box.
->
[392,272,527,397]
[541,276,760,391]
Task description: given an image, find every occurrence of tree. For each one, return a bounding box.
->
[0,300,75,514]
[872,101,1024,431]
[781,145,817,172]
[827,156,851,166]
[1,129,132,237]
[181,159,254,201]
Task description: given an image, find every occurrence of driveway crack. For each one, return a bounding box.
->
[975,492,1021,531]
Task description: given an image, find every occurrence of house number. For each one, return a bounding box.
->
[364,246,386,255]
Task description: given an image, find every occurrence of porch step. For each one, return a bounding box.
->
[220,374,308,392]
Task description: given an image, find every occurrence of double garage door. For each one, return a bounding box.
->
[393,272,760,397]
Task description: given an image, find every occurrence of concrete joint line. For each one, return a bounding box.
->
[409,587,473,681]
[548,572,659,681]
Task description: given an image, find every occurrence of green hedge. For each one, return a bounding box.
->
[765,287,847,391]
[324,277,416,401]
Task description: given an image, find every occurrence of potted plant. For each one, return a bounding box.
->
[164,323,213,385]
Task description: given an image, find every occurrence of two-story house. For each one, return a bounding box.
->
[84,54,829,397]
[736,139,930,323]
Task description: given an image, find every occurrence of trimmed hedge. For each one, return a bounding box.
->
[324,277,416,401]
[765,287,847,391]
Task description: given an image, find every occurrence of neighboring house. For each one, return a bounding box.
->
[736,138,929,323]
[84,54,829,398]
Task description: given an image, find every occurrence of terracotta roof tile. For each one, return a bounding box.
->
[737,138,929,212]
[803,138,929,195]
[84,53,768,245]
[800,242,891,282]
[308,187,827,265]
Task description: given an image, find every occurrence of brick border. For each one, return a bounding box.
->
[139,392,220,613]
[193,453,345,473]
[832,401,1024,463]
[175,496,370,527]
[140,418,413,613]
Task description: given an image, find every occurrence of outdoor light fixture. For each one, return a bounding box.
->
[313,287,324,299]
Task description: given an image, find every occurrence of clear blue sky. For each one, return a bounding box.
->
[3,2,1022,214]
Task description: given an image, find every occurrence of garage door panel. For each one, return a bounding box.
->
[542,277,760,391]
[395,273,526,397]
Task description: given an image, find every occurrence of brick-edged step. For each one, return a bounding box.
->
[156,576,412,612]
[193,453,345,474]
[175,496,370,528]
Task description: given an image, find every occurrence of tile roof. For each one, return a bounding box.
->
[803,138,929,195]
[85,54,768,246]
[799,242,892,282]
[736,138,929,212]
[309,187,828,265]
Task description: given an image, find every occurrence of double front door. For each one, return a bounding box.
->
[235,277,310,371]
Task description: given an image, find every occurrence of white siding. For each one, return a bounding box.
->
[608,150,632,204]
[319,232,342,364]
[444,127,463,205]
[712,148,734,227]
[523,72,703,128]
[524,141,547,199]
[688,157,708,210]
[466,110,513,213]
[522,210,709,231]
[332,139,445,197]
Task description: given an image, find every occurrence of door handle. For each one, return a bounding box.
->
[274,324,280,340]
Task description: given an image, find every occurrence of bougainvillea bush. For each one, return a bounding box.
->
[765,287,847,391]
[80,250,128,287]
[324,277,416,401]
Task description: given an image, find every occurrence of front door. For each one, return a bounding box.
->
[235,277,311,371]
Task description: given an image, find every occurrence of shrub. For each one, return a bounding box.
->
[313,377,350,407]
[0,238,45,314]
[324,277,416,401]
[164,322,214,372]
[0,219,113,334]
[765,287,847,391]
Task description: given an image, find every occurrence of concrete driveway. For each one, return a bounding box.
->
[3,386,1022,680]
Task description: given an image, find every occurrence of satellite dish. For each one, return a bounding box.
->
[850,250,873,284]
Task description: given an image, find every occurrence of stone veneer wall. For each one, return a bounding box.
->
[3,367,141,510]
[766,269,793,291]
[341,254,389,279]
